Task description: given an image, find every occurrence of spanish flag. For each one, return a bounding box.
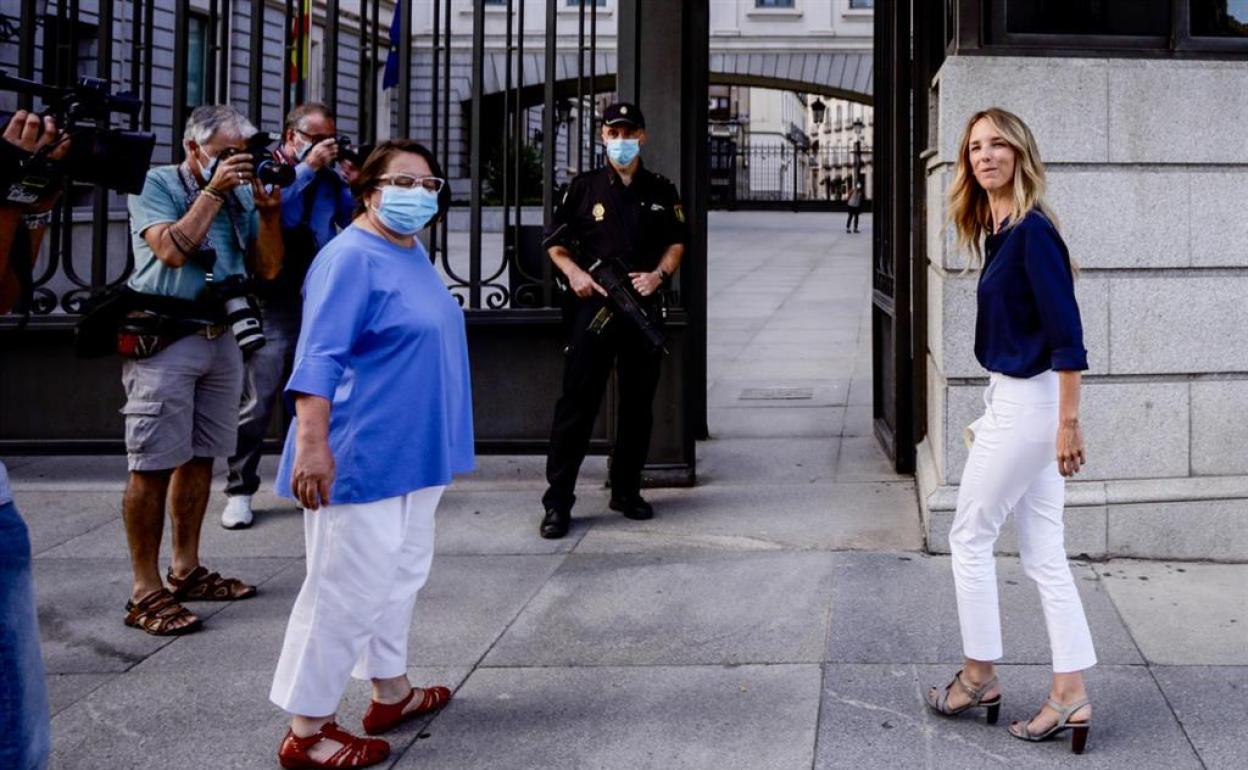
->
[288,0,312,102]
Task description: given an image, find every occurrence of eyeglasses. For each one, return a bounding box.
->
[296,129,335,145]
[377,174,446,193]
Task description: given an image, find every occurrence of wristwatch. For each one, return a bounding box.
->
[656,267,671,284]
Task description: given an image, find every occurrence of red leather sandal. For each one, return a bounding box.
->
[361,686,453,735]
[277,722,390,769]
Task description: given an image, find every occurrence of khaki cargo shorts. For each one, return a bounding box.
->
[120,331,244,471]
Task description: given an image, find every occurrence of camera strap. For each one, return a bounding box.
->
[176,163,249,256]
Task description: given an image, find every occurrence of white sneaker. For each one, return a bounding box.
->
[221,495,254,530]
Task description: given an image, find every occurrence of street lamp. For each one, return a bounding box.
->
[810,97,826,126]
[852,116,865,195]
[556,99,575,176]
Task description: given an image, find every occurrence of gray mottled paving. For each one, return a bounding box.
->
[7,212,1242,768]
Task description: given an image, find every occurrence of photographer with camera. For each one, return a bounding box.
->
[0,108,68,770]
[220,102,355,530]
[117,104,282,636]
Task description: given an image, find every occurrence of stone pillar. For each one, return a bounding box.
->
[918,55,1248,562]
[617,0,710,480]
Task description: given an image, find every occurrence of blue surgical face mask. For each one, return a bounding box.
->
[606,138,641,166]
[295,139,313,163]
[198,148,220,183]
[371,186,439,236]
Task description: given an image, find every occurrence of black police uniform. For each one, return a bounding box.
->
[541,160,686,516]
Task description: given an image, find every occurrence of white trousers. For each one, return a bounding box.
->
[270,486,445,716]
[950,371,1096,673]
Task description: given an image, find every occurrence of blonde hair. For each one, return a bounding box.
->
[946,107,1068,270]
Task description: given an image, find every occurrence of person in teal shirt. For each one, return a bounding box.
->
[118,104,283,638]
[269,139,473,769]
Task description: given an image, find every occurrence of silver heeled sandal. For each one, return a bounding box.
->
[1008,698,1091,754]
[924,670,1001,724]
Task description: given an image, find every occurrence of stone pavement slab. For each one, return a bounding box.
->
[49,665,470,770]
[16,490,121,556]
[1099,560,1248,665]
[814,664,1203,769]
[696,437,840,486]
[574,481,921,553]
[1151,666,1248,770]
[33,556,296,675]
[483,551,837,667]
[44,673,115,718]
[434,490,594,556]
[835,436,911,482]
[397,664,822,770]
[824,553,1144,666]
[708,405,844,438]
[36,491,308,559]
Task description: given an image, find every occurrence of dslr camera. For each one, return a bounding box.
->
[334,135,372,167]
[0,71,156,202]
[204,271,265,354]
[221,131,296,188]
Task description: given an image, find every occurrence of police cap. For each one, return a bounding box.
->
[602,102,645,129]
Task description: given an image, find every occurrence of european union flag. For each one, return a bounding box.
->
[383,0,404,90]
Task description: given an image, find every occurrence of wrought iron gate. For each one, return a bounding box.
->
[0,0,701,480]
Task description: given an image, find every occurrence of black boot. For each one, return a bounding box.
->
[540,507,572,539]
[609,495,654,521]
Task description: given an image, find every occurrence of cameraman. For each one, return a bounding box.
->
[118,104,282,636]
[220,102,354,529]
[0,109,67,770]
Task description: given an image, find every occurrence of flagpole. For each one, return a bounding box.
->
[398,0,411,137]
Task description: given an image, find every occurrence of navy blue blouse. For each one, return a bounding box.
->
[975,210,1088,378]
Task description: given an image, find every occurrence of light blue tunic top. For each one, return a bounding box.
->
[276,225,475,504]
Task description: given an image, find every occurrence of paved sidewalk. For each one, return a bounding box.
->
[8,212,1245,769]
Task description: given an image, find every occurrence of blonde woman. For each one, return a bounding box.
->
[924,108,1095,755]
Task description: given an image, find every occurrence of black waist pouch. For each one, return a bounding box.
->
[74,286,136,358]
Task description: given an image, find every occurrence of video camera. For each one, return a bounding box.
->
[0,71,156,202]
[223,131,296,188]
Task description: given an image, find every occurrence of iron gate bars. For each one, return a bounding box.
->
[4,0,613,321]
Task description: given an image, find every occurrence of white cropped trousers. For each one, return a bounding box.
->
[270,485,445,716]
[950,370,1096,673]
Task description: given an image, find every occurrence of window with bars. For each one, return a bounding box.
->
[186,13,210,111]
[983,0,1248,52]
[756,0,797,8]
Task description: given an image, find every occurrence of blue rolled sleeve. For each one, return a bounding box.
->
[285,250,372,402]
[1023,222,1088,372]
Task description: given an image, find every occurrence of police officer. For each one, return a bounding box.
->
[540,102,686,539]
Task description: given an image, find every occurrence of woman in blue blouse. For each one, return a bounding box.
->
[268,140,474,769]
[923,109,1095,755]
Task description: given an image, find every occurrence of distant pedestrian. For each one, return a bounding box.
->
[924,107,1094,755]
[845,184,863,232]
[538,102,686,539]
[269,139,473,769]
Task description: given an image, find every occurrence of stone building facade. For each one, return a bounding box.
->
[918,55,1248,562]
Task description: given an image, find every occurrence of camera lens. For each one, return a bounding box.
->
[223,295,265,354]
[255,159,295,187]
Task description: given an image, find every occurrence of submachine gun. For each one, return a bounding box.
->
[586,256,668,354]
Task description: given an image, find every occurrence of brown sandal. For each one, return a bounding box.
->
[361,685,453,735]
[123,588,203,636]
[278,722,390,769]
[167,565,257,601]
